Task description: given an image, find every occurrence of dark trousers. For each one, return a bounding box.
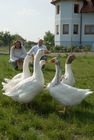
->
[30,55,47,69]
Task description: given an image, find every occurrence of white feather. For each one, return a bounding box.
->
[61,64,75,86]
[46,57,93,107]
[2,55,32,92]
[3,49,45,103]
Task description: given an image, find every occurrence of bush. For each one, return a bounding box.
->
[50,44,92,53]
[54,46,61,52]
[84,45,91,52]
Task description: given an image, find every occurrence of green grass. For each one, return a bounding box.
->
[0,55,94,140]
[0,46,31,54]
[0,47,9,53]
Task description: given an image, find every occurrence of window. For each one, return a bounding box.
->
[85,25,89,34]
[56,25,59,34]
[63,24,69,34]
[73,24,79,34]
[91,25,94,34]
[74,4,79,13]
[56,5,60,14]
[85,25,94,34]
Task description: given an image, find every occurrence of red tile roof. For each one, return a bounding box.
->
[51,0,94,13]
[81,0,94,13]
[51,0,83,4]
[51,0,60,5]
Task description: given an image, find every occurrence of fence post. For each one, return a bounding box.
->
[71,37,72,53]
[8,39,10,55]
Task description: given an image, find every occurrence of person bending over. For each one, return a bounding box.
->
[9,40,26,70]
[27,39,47,69]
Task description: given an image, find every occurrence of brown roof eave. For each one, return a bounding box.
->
[51,0,60,5]
[51,0,83,5]
[51,2,55,5]
[81,11,94,13]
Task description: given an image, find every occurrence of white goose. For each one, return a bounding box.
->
[61,54,76,86]
[46,57,93,113]
[2,54,32,92]
[2,56,47,93]
[3,49,49,103]
[4,55,32,82]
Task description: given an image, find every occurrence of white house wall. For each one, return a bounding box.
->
[81,13,94,46]
[55,2,61,46]
[60,1,73,46]
[54,0,94,48]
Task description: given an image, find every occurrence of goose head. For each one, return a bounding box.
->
[39,60,47,68]
[47,57,62,87]
[48,57,61,65]
[66,54,76,64]
[26,54,32,62]
[23,54,32,78]
[54,57,61,66]
[48,57,62,76]
[24,54,32,63]
[35,49,50,59]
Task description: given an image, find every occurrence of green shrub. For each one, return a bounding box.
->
[51,44,92,53]
[84,45,91,52]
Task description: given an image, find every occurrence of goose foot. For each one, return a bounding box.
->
[58,107,67,113]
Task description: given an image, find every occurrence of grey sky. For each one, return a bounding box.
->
[0,0,55,41]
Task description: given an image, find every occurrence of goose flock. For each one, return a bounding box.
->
[46,57,92,113]
[2,49,93,113]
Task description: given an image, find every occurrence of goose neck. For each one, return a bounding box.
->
[23,56,31,78]
[50,62,62,87]
[65,64,72,74]
[33,54,44,84]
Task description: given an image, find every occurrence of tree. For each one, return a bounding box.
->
[0,40,3,47]
[0,32,4,46]
[0,31,16,46]
[25,41,37,48]
[43,31,54,50]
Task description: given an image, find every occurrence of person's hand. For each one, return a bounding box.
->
[32,57,34,62]
[17,58,23,63]
[19,58,23,61]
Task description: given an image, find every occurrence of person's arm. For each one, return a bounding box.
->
[9,47,18,62]
[43,45,47,50]
[27,46,35,55]
[20,45,27,58]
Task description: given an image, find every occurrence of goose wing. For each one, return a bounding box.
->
[49,83,92,106]
[3,76,37,97]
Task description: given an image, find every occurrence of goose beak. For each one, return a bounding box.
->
[44,50,50,54]
[47,57,56,63]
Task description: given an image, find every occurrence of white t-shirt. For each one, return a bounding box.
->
[9,45,27,62]
[27,45,47,56]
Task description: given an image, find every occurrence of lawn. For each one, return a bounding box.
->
[0,47,9,53]
[0,54,94,140]
[0,46,31,54]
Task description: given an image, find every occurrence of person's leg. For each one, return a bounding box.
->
[29,61,33,73]
[17,59,23,69]
[9,61,18,69]
[41,56,47,61]
[30,62,34,67]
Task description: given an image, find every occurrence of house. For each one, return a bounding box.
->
[51,0,94,50]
